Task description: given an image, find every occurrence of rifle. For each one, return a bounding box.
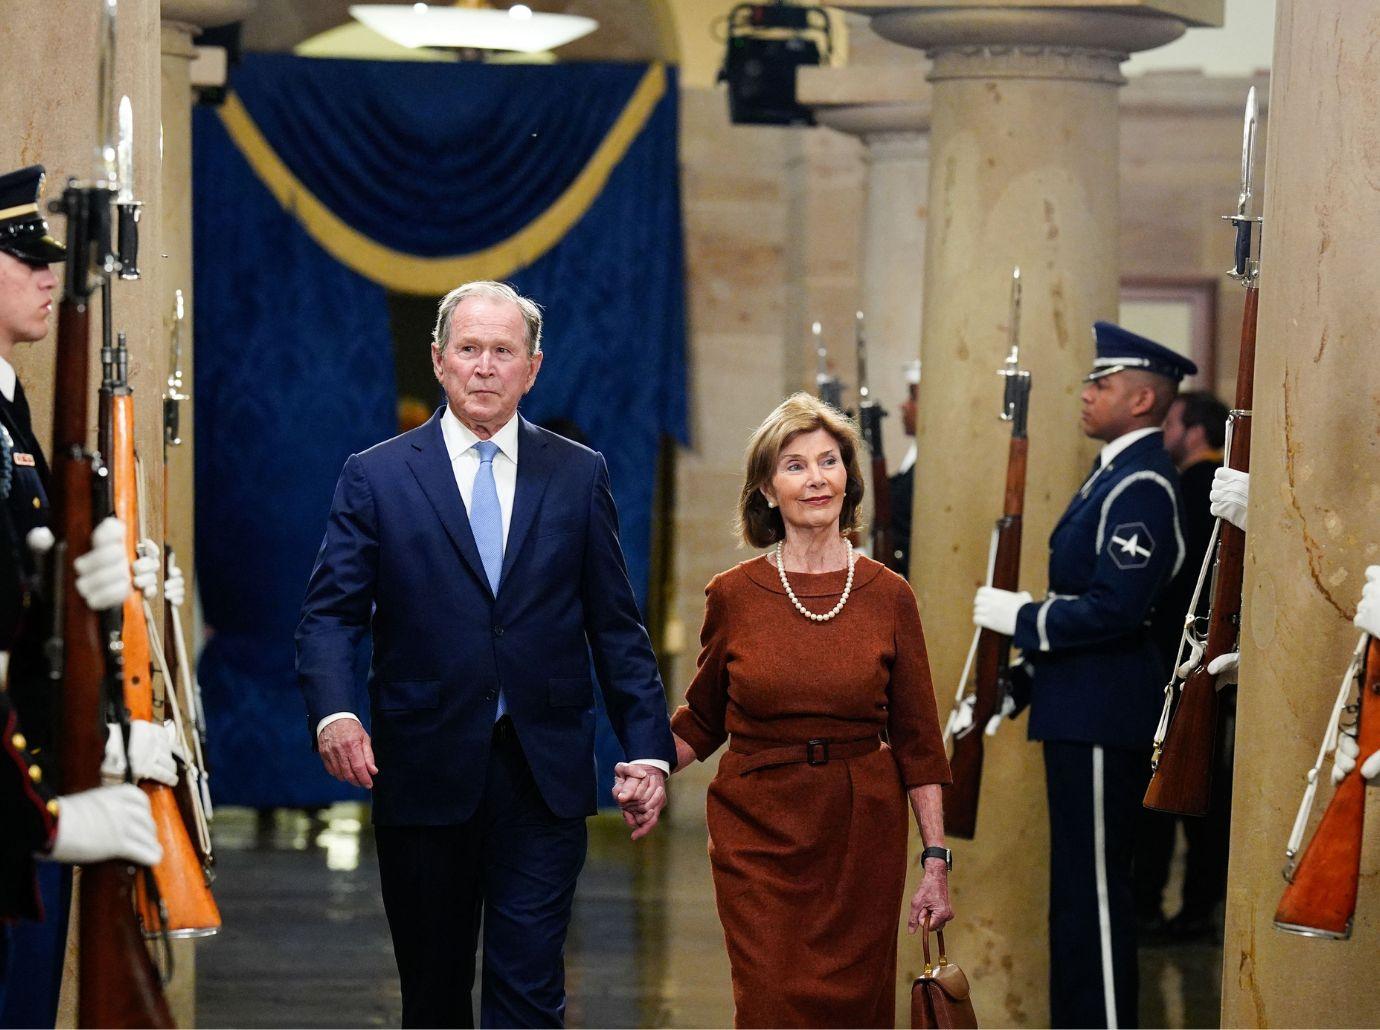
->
[942,268,1029,840]
[102,329,220,939]
[1143,87,1260,816]
[1274,634,1380,939]
[854,311,894,569]
[813,320,843,411]
[46,2,174,1023]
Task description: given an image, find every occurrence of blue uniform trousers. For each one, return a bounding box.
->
[1044,741,1145,1029]
[375,718,587,1029]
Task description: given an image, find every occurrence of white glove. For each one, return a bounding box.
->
[73,517,132,612]
[1209,467,1250,531]
[1353,565,1380,638]
[1176,638,1206,679]
[47,783,162,867]
[164,553,186,608]
[132,539,160,600]
[102,720,180,786]
[973,587,1033,637]
[1206,650,1239,687]
[984,693,1018,736]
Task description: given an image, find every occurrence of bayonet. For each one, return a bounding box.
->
[116,94,142,279]
[1225,86,1261,284]
[165,291,188,447]
[855,311,873,410]
[813,320,843,410]
[997,267,1030,434]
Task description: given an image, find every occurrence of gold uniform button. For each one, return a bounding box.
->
[28,764,41,782]
[11,733,25,750]
[46,799,60,817]
[31,497,40,509]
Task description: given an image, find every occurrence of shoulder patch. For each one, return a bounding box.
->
[1107,521,1155,569]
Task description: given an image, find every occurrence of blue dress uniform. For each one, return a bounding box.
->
[1010,323,1194,1029]
[0,165,68,1028]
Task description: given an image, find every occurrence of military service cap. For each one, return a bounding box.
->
[0,166,66,265]
[1085,321,1197,383]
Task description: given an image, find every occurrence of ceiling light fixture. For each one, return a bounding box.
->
[350,3,597,54]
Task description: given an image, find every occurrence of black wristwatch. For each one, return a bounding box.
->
[921,846,953,871]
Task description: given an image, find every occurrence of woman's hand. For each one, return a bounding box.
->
[908,860,954,934]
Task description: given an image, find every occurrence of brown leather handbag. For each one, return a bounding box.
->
[910,920,978,1029]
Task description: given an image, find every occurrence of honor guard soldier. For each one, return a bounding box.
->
[972,321,1194,1029]
[0,165,165,1026]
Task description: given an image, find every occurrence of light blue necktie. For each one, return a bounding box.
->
[471,440,506,719]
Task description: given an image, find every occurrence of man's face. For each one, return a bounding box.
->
[0,251,58,346]
[1162,399,1188,465]
[901,383,918,437]
[1079,372,1142,443]
[432,296,542,434]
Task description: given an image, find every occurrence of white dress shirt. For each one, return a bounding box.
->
[317,407,669,775]
[0,356,18,403]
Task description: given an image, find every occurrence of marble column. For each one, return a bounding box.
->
[1221,2,1380,1026]
[829,3,1220,1023]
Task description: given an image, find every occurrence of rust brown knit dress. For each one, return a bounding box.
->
[671,554,951,1029]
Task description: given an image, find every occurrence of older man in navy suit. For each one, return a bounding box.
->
[296,281,675,1028]
[972,323,1192,1029]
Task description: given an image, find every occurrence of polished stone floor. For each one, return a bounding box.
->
[197,804,1221,1028]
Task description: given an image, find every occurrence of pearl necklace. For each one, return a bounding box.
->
[773,540,855,622]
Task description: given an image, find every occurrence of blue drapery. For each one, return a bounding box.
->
[193,55,686,808]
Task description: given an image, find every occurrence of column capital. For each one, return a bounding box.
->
[798,65,932,140]
[831,3,1221,82]
[815,104,931,148]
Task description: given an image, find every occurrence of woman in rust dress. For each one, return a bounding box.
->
[664,393,953,1027]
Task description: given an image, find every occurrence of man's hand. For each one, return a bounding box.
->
[71,517,133,612]
[318,718,378,789]
[132,539,161,599]
[1209,467,1249,531]
[973,587,1033,636]
[103,720,182,786]
[47,783,162,867]
[908,857,954,934]
[611,762,666,841]
[1206,650,1239,688]
[1354,565,1380,638]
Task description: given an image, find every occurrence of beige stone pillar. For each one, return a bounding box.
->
[1221,2,1380,1026]
[831,3,1221,1023]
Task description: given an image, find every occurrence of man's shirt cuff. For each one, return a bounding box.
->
[628,758,670,775]
[316,712,362,739]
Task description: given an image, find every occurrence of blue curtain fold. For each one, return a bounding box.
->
[193,55,686,809]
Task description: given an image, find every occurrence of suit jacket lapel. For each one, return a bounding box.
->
[499,416,555,590]
[405,411,492,597]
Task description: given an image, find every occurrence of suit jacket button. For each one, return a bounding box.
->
[483,690,497,701]
[493,626,504,638]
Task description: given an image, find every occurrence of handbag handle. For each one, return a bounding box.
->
[920,915,949,974]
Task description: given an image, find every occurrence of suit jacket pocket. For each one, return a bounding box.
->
[536,516,581,540]
[378,679,441,712]
[549,676,593,708]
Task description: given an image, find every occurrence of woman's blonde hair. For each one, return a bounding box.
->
[735,392,866,549]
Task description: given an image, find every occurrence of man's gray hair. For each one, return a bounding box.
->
[432,280,544,356]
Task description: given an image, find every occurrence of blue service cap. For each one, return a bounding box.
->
[0,165,65,265]
[1085,321,1197,383]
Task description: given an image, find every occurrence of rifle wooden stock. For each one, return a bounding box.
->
[105,384,220,938]
[944,435,1027,839]
[48,184,174,1029]
[1144,286,1257,816]
[1274,638,1380,938]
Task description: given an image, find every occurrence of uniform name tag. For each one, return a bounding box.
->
[13,453,34,467]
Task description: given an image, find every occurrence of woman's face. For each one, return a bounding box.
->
[762,428,848,536]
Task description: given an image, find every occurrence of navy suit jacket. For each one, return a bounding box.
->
[295,409,675,825]
[1012,432,1185,749]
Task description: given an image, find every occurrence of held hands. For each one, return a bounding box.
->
[318,718,378,789]
[611,762,667,841]
[1354,565,1380,639]
[102,720,183,786]
[972,587,1033,637]
[1209,467,1249,531]
[47,783,162,867]
[908,856,954,935]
